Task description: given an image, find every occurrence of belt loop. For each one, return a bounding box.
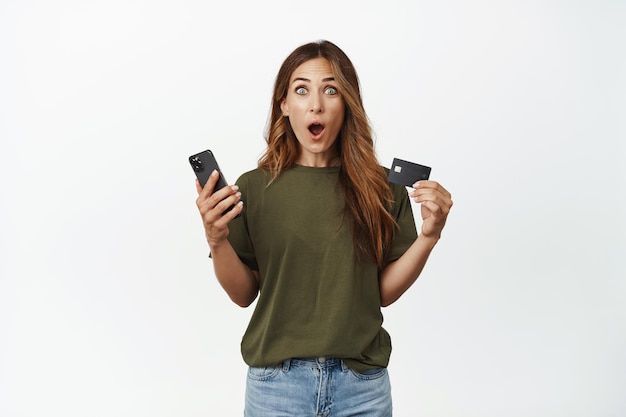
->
[340,359,349,372]
[282,358,291,372]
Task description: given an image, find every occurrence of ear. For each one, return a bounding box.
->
[280,99,289,117]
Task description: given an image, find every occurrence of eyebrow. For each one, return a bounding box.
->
[292,77,336,83]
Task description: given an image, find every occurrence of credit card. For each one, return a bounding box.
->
[388,158,431,187]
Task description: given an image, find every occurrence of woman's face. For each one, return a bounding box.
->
[280,57,345,167]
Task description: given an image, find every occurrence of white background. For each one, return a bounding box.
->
[1,0,625,416]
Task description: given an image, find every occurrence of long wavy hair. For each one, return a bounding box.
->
[258,40,397,268]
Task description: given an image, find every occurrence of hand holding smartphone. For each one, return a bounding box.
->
[189,149,239,215]
[189,149,230,190]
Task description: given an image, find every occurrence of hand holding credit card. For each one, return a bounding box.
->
[388,158,431,187]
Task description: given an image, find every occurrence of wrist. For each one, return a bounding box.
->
[418,232,440,250]
[207,236,228,252]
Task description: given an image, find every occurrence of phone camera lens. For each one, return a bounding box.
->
[190,156,203,172]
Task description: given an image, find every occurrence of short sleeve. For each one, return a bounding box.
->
[385,181,418,262]
[226,173,259,271]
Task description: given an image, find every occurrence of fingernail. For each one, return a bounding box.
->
[231,185,239,191]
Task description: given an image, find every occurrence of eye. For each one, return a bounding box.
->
[324,86,338,95]
[295,86,308,95]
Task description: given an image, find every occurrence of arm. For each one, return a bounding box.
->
[196,170,259,307]
[209,237,259,308]
[379,180,453,307]
[379,234,439,307]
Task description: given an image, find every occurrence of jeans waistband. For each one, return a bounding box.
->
[283,357,348,371]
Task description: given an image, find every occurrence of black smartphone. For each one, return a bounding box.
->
[189,149,238,215]
[189,149,229,190]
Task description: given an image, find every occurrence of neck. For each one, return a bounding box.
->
[296,151,340,168]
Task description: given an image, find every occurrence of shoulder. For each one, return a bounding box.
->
[235,168,271,192]
[236,168,269,182]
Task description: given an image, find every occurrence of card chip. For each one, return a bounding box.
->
[394,165,402,173]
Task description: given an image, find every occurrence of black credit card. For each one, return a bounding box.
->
[388,158,431,187]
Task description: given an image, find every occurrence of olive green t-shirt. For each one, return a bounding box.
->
[227,165,418,372]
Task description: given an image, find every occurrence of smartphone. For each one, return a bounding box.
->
[189,149,229,190]
[189,149,238,215]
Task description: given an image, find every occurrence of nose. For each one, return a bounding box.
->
[309,93,323,113]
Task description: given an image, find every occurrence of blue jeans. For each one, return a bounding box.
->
[244,357,392,417]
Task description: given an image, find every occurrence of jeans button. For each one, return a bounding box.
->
[318,357,326,363]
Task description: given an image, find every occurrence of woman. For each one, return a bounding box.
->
[195,40,452,416]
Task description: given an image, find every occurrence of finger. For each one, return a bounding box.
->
[228,201,244,219]
[195,179,203,194]
[413,189,452,216]
[197,173,235,212]
[202,186,240,219]
[413,180,452,199]
[421,200,445,219]
[199,170,220,198]
[410,184,453,208]
[214,189,242,214]
[410,187,439,203]
[207,200,244,232]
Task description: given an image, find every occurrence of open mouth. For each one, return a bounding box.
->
[308,122,325,136]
